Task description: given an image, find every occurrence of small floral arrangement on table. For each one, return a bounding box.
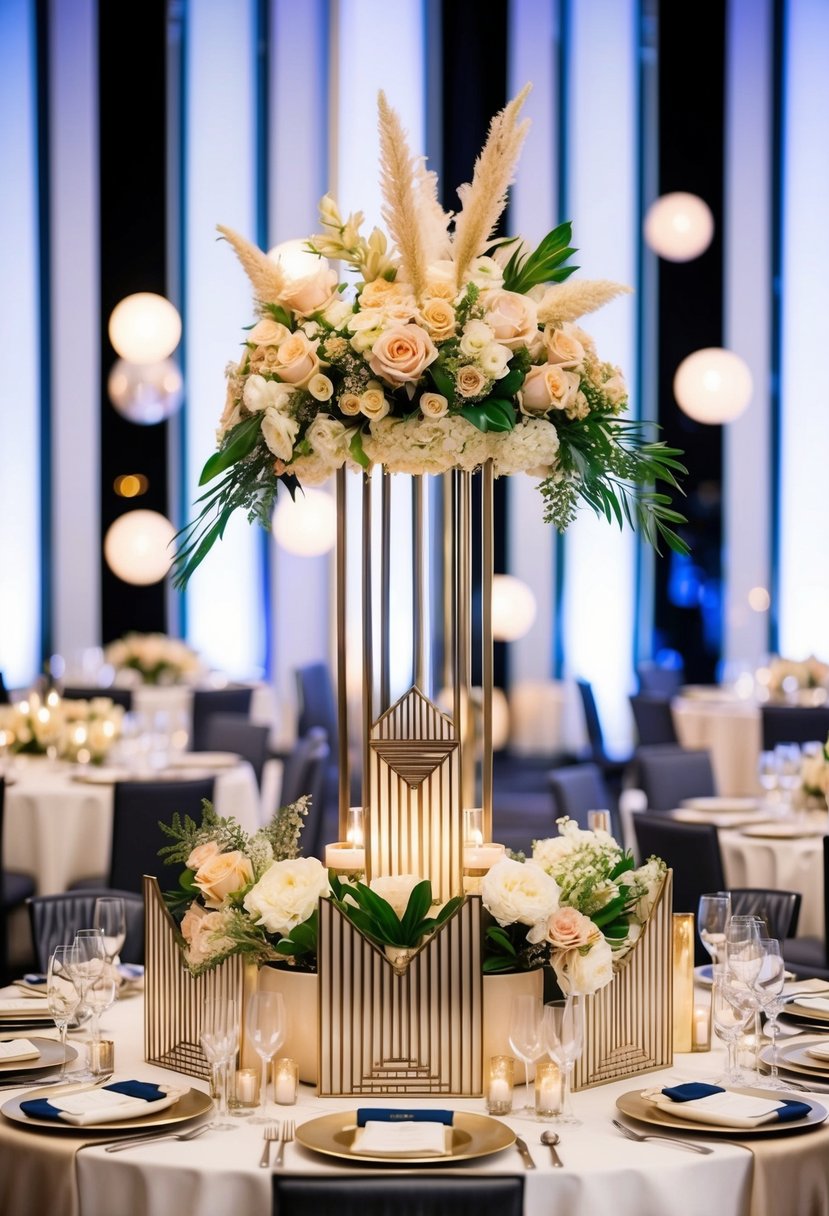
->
[801,735,829,807]
[765,654,829,702]
[481,817,667,995]
[172,84,687,588]
[0,694,124,764]
[104,632,202,686]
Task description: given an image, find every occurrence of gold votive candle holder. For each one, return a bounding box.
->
[230,1067,258,1116]
[672,912,695,1053]
[692,1003,711,1052]
[486,1055,514,1115]
[89,1039,114,1075]
[273,1057,298,1105]
[587,810,611,834]
[534,1059,561,1118]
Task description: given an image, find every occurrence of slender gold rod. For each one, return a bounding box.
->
[412,474,424,690]
[443,472,453,692]
[336,467,349,837]
[459,471,474,812]
[450,472,461,744]
[380,474,391,711]
[482,459,494,840]
[361,472,373,816]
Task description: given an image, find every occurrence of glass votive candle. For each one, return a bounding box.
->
[273,1057,298,1105]
[89,1039,114,1076]
[587,809,611,834]
[486,1055,514,1115]
[534,1059,561,1118]
[231,1067,259,1116]
[692,1004,711,1052]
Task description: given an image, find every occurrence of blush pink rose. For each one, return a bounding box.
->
[545,906,598,950]
[186,840,220,871]
[367,323,438,385]
[275,332,320,387]
[279,264,339,316]
[193,850,254,909]
[482,290,538,349]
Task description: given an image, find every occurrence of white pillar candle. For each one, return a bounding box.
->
[235,1068,258,1105]
[273,1057,298,1105]
[324,842,366,873]
[462,842,506,872]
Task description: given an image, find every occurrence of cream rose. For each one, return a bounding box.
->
[369,874,422,919]
[419,298,457,341]
[553,936,614,996]
[308,373,334,402]
[483,290,538,349]
[482,858,560,932]
[279,263,339,316]
[181,905,232,967]
[360,381,390,421]
[193,850,254,910]
[339,392,362,417]
[275,332,320,387]
[419,391,449,419]
[602,373,627,407]
[261,404,300,462]
[456,365,488,398]
[519,364,580,416]
[360,279,407,309]
[544,324,586,368]
[305,414,351,460]
[243,856,330,936]
[248,318,291,347]
[545,906,598,951]
[367,323,438,385]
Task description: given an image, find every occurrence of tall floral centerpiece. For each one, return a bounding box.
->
[157,85,683,1096]
[104,632,202,686]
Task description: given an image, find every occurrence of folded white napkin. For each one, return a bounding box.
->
[0,999,51,1016]
[351,1121,451,1157]
[0,1038,40,1063]
[791,997,829,1015]
[805,1043,829,1062]
[650,1089,801,1128]
[29,1084,183,1127]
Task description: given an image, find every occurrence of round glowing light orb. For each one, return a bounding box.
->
[272,488,337,556]
[107,358,184,424]
[643,192,715,262]
[673,347,753,424]
[267,238,324,282]
[104,510,176,585]
[491,575,537,641]
[748,586,771,613]
[108,293,182,363]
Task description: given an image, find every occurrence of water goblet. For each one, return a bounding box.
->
[711,976,754,1085]
[753,938,787,1089]
[200,996,240,1131]
[757,750,779,803]
[46,945,81,1080]
[542,996,584,1125]
[73,929,117,1072]
[774,743,802,816]
[508,995,543,1114]
[697,892,731,973]
[245,991,285,1124]
[93,896,127,965]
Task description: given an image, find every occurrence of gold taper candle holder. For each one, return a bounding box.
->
[672,912,695,1053]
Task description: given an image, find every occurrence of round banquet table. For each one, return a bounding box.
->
[672,693,762,797]
[126,680,283,747]
[4,987,829,1216]
[720,817,828,941]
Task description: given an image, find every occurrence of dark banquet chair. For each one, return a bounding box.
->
[634,744,715,811]
[548,762,618,837]
[575,678,632,791]
[26,888,145,971]
[0,777,36,985]
[272,1175,525,1216]
[202,712,271,788]
[62,684,133,711]
[629,694,678,747]
[191,686,253,752]
[278,728,330,860]
[760,704,829,751]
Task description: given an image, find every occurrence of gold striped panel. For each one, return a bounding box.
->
[318,894,482,1097]
[143,875,243,1080]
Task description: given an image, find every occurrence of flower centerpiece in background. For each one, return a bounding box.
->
[764,655,829,704]
[173,84,687,587]
[104,632,202,686]
[802,736,829,808]
[0,693,124,764]
[481,817,666,995]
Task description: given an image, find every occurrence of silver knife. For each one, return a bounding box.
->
[514,1135,536,1169]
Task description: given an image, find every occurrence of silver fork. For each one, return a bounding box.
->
[259,1123,280,1168]
[612,1118,712,1154]
[104,1122,211,1153]
[273,1119,294,1168]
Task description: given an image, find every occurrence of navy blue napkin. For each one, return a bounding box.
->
[356,1108,454,1127]
[21,1079,167,1122]
[661,1081,810,1123]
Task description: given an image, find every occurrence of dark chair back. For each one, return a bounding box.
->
[294,663,338,746]
[629,694,678,746]
[1,777,36,984]
[728,888,802,941]
[191,687,253,751]
[576,678,606,757]
[26,889,145,971]
[279,729,330,859]
[548,763,616,835]
[761,705,829,751]
[203,713,271,787]
[632,814,725,964]
[0,672,9,705]
[272,1175,524,1216]
[635,744,715,810]
[62,685,133,711]
[109,777,215,893]
[637,658,684,698]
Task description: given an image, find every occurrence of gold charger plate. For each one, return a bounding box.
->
[295,1111,515,1165]
[1,1084,212,1133]
[0,1038,77,1074]
[785,1001,829,1023]
[760,1037,829,1078]
[616,1086,827,1137]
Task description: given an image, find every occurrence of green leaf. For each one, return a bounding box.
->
[460,398,516,434]
[496,367,525,397]
[486,925,517,956]
[399,881,433,940]
[349,428,370,469]
[263,303,293,328]
[429,362,456,401]
[198,414,262,487]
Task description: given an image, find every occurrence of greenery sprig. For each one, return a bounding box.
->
[328,873,464,950]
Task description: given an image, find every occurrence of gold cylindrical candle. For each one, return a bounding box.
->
[672,912,695,1052]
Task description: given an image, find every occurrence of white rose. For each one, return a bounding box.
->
[243,374,295,414]
[261,404,300,462]
[321,297,353,328]
[459,319,494,357]
[544,324,586,368]
[369,874,422,919]
[360,381,390,421]
[482,858,560,930]
[308,373,334,401]
[243,856,330,936]
[248,318,291,347]
[478,342,511,379]
[482,290,538,349]
[367,323,438,386]
[519,364,580,417]
[419,391,449,419]
[553,935,614,996]
[466,256,504,289]
[279,262,339,316]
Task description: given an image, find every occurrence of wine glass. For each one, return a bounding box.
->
[753,938,787,1089]
[697,892,731,973]
[542,997,584,1125]
[93,897,127,965]
[508,995,543,1113]
[711,976,754,1085]
[200,996,240,1131]
[757,750,779,802]
[245,991,285,1123]
[46,945,81,1080]
[72,929,116,1071]
[774,743,802,816]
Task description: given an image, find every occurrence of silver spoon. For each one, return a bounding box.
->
[540,1129,563,1167]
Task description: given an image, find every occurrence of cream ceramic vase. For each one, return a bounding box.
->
[244,964,319,1085]
[482,967,545,1080]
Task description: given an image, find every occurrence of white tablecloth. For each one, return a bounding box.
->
[672,695,761,797]
[721,822,827,940]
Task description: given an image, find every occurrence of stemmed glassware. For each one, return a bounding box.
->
[774,743,802,816]
[92,897,127,965]
[46,945,81,1080]
[753,938,787,1089]
[72,929,117,1075]
[508,995,543,1114]
[697,892,731,973]
[757,750,779,803]
[723,915,764,1080]
[200,996,240,1131]
[542,996,584,1125]
[711,975,755,1085]
[245,991,285,1124]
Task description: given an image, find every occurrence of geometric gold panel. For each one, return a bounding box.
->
[370,738,459,788]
